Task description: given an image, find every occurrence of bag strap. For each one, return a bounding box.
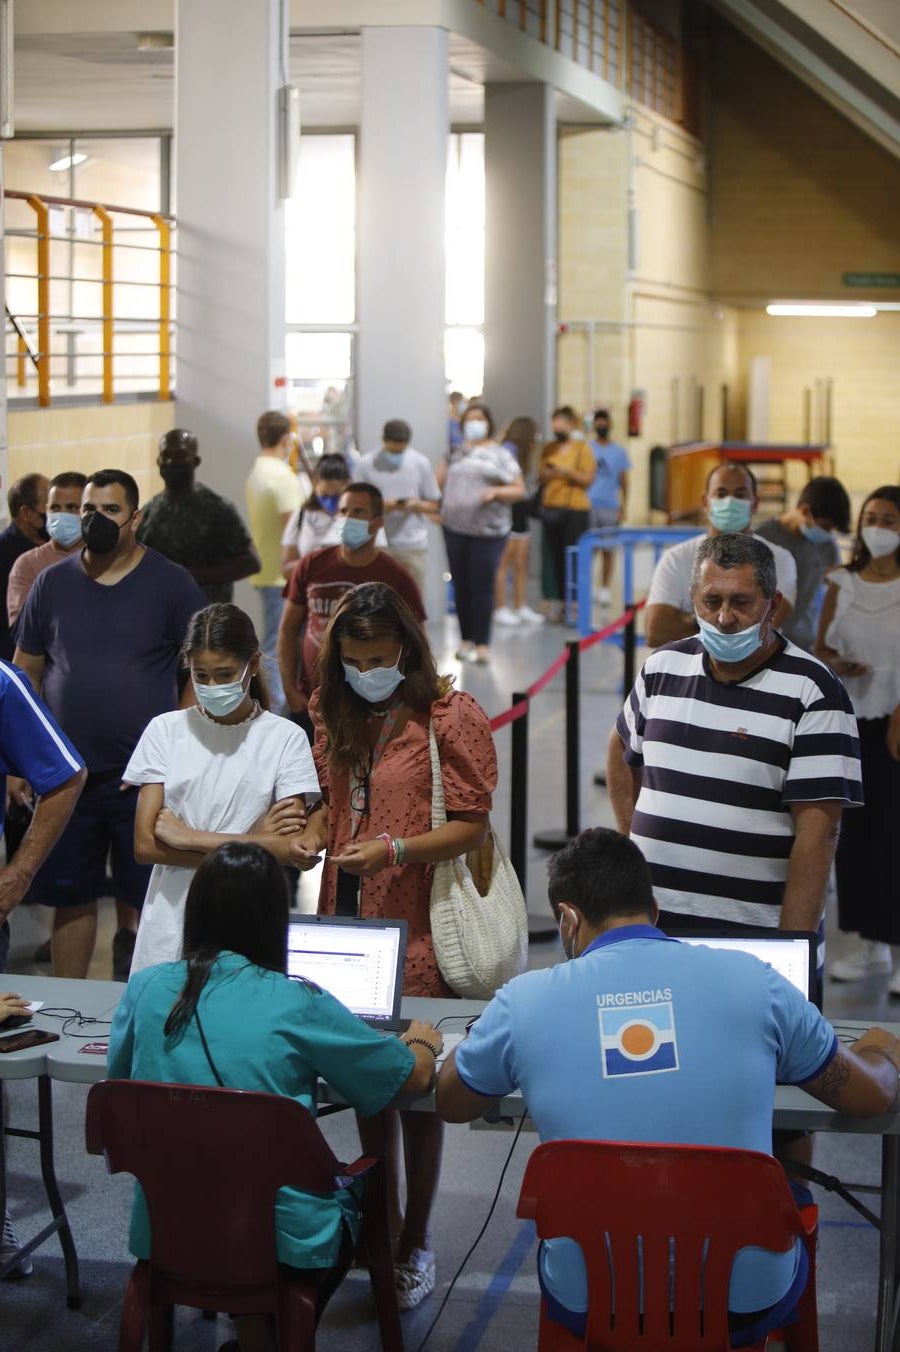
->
[194,1006,226,1088]
[428,720,448,830]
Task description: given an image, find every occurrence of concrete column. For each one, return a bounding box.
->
[357,27,448,618]
[483,83,557,434]
[174,0,285,522]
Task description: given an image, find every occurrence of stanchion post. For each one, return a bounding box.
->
[623,602,637,694]
[509,693,528,889]
[533,640,580,851]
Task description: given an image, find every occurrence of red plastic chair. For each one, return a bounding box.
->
[517,1140,818,1352]
[85,1079,402,1351]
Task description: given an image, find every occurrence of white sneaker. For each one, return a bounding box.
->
[830,938,892,982]
[493,606,521,627]
[517,605,545,625]
[1,1209,33,1279]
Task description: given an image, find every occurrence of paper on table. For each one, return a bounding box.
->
[25,1000,44,1014]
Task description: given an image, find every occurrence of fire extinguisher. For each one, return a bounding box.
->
[627,389,645,438]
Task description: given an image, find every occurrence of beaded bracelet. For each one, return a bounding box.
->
[378,833,396,866]
[404,1035,440,1058]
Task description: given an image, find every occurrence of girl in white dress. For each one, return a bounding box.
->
[280,454,351,579]
[125,604,320,974]
[815,485,900,987]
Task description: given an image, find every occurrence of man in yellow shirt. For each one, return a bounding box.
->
[245,410,303,709]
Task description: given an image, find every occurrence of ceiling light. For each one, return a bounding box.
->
[48,153,87,173]
[766,303,876,318]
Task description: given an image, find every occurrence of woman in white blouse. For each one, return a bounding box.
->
[816,485,900,988]
[125,604,320,974]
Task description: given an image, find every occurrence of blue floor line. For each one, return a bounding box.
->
[451,1221,536,1351]
[820,1218,876,1230]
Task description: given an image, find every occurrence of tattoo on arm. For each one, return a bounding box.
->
[814,1051,851,1109]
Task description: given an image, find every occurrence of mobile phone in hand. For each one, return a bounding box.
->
[0,1028,60,1053]
[1,1013,32,1030]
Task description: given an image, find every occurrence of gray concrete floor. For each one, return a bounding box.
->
[1,601,887,1349]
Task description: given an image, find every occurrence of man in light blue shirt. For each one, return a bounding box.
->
[437,828,900,1340]
[587,409,631,606]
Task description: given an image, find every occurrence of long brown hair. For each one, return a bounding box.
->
[182,603,270,710]
[316,582,452,770]
[501,415,539,474]
[848,485,900,573]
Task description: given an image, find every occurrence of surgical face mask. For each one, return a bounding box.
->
[317,493,340,514]
[342,653,404,704]
[47,512,83,548]
[463,419,488,443]
[192,664,250,718]
[707,496,752,533]
[382,450,405,465]
[82,509,132,555]
[862,525,900,558]
[594,423,610,439]
[340,516,372,550]
[553,429,569,443]
[696,614,766,664]
[801,521,833,545]
[558,908,577,961]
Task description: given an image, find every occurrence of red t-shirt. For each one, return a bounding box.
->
[285,545,426,695]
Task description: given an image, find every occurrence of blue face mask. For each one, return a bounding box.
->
[696,615,765,664]
[192,664,250,717]
[342,653,404,704]
[318,494,340,514]
[801,521,832,545]
[46,512,83,548]
[340,516,372,550]
[382,450,405,466]
[708,496,752,533]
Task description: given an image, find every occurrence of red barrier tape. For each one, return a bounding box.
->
[489,699,529,732]
[525,646,570,699]
[487,598,647,732]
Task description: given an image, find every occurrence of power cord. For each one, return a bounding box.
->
[413,1108,528,1352]
[37,1007,113,1039]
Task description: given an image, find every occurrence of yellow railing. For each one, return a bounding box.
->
[4,190,175,407]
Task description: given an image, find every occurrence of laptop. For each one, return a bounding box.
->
[665,925,819,1007]
[287,915,410,1031]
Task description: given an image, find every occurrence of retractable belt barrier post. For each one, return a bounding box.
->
[509,692,529,888]
[533,641,580,851]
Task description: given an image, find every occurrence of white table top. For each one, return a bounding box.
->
[2,977,899,1137]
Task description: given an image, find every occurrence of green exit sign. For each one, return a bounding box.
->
[843,272,900,287]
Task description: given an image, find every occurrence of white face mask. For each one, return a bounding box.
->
[464,419,488,443]
[192,663,250,717]
[862,525,900,559]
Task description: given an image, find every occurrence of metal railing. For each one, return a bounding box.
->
[476,0,685,126]
[4,190,174,406]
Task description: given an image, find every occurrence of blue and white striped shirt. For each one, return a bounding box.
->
[616,637,863,925]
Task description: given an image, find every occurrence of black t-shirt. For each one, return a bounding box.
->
[0,523,38,660]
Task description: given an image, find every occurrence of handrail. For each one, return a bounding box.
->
[4,190,175,407]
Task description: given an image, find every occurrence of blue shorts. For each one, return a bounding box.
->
[28,771,151,911]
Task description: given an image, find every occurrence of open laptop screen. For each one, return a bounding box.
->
[286,915,407,1027]
[669,929,817,1004]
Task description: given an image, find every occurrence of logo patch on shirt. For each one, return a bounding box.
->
[598,1000,679,1077]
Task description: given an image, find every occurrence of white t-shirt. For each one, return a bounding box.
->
[124,706,320,974]
[647,533,798,612]
[826,568,900,719]
[355,447,441,551]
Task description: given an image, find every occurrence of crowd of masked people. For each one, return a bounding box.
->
[0,402,899,1349]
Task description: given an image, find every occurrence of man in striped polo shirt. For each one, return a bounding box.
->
[607,533,862,945]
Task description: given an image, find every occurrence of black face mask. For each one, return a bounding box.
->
[83,510,128,555]
[160,465,194,488]
[554,430,569,443]
[594,424,610,439]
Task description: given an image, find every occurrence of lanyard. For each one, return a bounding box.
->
[348,702,403,840]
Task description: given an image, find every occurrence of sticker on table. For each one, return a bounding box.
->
[78,1041,109,1055]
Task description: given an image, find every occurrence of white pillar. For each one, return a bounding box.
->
[357,27,448,619]
[483,83,557,434]
[174,0,285,525]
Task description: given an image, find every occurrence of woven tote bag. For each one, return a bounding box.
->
[428,720,528,1000]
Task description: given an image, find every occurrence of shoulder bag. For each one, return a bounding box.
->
[428,721,528,999]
